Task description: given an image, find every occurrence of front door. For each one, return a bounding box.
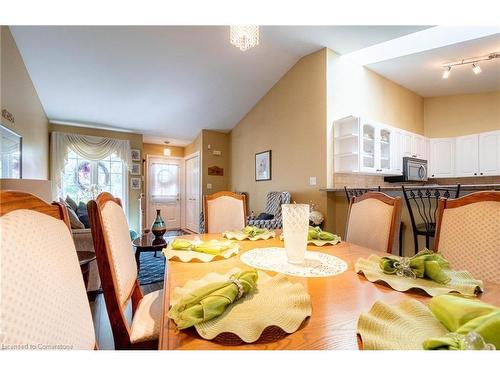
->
[147,156,182,230]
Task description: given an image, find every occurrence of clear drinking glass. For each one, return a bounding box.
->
[282,204,310,264]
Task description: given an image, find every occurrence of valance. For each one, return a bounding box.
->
[51,131,132,197]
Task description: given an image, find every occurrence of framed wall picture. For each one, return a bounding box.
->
[131,163,141,175]
[131,177,141,190]
[255,150,272,181]
[131,149,141,161]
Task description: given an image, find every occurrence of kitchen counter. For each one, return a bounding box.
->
[320,183,500,192]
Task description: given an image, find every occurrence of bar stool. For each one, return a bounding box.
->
[402,184,461,254]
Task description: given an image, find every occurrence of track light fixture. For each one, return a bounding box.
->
[441,51,498,79]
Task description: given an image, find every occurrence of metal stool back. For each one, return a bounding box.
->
[344,186,381,203]
[402,184,461,254]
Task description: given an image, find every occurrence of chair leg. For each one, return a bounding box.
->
[425,235,430,249]
[413,233,419,255]
[398,224,404,257]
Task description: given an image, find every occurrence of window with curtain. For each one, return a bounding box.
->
[51,131,132,208]
[61,150,126,203]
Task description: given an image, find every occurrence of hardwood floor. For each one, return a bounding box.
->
[90,282,163,349]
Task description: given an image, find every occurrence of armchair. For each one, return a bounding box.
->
[247,191,291,229]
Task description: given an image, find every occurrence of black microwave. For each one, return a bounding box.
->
[384,157,428,183]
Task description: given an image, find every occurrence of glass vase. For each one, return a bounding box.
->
[282,204,310,264]
[151,209,167,238]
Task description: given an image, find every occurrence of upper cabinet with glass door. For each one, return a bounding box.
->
[360,121,376,172]
[333,116,400,176]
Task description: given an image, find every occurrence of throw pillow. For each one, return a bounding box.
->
[65,195,78,212]
[256,213,274,220]
[76,201,91,228]
[60,198,85,229]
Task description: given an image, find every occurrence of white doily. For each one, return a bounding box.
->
[240,247,348,278]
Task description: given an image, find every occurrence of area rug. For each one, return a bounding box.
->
[138,229,189,285]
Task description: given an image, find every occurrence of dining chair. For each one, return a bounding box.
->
[0,190,96,349]
[203,191,247,233]
[434,191,500,283]
[88,192,162,349]
[345,192,402,254]
[402,184,461,254]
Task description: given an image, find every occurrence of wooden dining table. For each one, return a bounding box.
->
[159,233,500,350]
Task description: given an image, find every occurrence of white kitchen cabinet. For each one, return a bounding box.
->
[430,138,455,178]
[412,135,427,159]
[455,134,479,177]
[401,131,413,158]
[400,131,426,159]
[479,130,500,176]
[334,116,399,175]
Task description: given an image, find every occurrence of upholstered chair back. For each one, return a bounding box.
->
[345,192,401,254]
[204,191,247,233]
[88,192,161,349]
[0,207,95,349]
[435,192,500,283]
[99,200,138,306]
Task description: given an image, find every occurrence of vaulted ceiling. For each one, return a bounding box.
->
[10,25,430,144]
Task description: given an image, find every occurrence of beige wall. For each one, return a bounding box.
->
[185,131,202,157]
[143,143,184,158]
[49,123,143,232]
[230,49,328,223]
[202,129,230,196]
[424,91,500,138]
[1,26,49,179]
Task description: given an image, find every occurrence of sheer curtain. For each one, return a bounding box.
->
[51,131,132,198]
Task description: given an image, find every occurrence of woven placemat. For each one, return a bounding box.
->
[170,268,312,343]
[240,247,347,277]
[163,243,239,263]
[223,230,276,241]
[357,299,448,350]
[355,254,484,296]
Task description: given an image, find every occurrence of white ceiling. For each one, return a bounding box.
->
[368,32,500,97]
[10,25,429,144]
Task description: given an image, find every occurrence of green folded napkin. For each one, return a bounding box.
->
[308,226,338,241]
[242,225,268,237]
[423,294,500,350]
[379,249,451,284]
[168,269,258,329]
[170,238,234,255]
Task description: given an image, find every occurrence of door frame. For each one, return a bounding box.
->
[145,154,185,231]
[184,151,201,233]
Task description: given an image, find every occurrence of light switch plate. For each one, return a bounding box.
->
[309,176,317,186]
[207,183,212,189]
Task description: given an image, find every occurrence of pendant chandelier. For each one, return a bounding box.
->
[230,26,260,51]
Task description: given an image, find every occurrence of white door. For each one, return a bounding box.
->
[147,157,182,230]
[185,154,200,233]
[430,138,455,178]
[479,131,500,176]
[456,134,479,177]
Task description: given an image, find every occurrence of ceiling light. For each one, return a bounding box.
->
[230,26,259,51]
[442,66,451,79]
[472,63,482,74]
